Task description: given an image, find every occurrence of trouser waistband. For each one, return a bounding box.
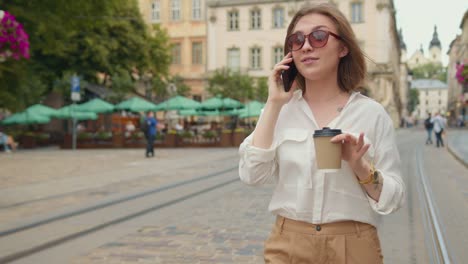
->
[276,216,375,236]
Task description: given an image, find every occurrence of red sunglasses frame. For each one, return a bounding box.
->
[286,30,341,51]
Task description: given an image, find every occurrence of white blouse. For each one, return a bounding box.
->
[239,91,405,227]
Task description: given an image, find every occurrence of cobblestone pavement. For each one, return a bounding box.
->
[2,129,467,263]
[72,184,274,264]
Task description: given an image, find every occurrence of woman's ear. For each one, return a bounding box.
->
[339,45,349,58]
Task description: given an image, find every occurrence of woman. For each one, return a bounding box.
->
[239,3,405,263]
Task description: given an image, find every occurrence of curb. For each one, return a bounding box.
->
[447,143,468,169]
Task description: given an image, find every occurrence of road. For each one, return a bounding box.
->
[0,129,466,263]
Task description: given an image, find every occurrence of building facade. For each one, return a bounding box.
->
[447,10,468,125]
[411,79,448,120]
[138,0,208,101]
[207,0,403,127]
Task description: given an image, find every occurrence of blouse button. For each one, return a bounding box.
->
[315,225,321,231]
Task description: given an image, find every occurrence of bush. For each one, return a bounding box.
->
[180,130,193,138]
[202,130,217,139]
[96,131,112,140]
[77,132,94,140]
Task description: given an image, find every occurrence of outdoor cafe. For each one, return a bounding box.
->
[0,96,264,150]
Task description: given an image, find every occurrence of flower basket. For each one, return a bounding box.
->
[455,63,468,85]
[0,10,30,62]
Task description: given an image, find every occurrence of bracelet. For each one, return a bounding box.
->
[358,162,377,185]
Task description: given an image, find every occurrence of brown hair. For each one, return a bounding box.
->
[284,3,366,93]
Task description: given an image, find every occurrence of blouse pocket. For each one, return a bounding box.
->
[276,129,312,188]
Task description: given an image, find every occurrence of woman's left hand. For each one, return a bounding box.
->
[330,132,370,169]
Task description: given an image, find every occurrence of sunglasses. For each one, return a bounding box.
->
[286,29,341,51]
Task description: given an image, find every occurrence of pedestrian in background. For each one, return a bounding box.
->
[424,113,434,145]
[239,3,405,263]
[144,111,157,157]
[432,112,446,148]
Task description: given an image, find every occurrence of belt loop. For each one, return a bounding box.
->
[355,222,361,238]
[279,216,286,234]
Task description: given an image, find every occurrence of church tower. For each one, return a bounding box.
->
[429,25,442,65]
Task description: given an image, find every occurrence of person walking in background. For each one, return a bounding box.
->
[424,113,434,144]
[0,131,11,153]
[238,3,404,263]
[432,112,446,148]
[144,111,157,157]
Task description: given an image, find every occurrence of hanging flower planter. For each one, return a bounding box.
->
[455,63,467,85]
[0,10,30,62]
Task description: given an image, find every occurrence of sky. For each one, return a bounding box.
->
[393,0,467,66]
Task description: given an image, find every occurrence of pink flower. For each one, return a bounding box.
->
[0,10,30,61]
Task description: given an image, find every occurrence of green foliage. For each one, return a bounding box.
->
[411,63,447,82]
[170,75,191,97]
[408,88,420,113]
[256,77,269,102]
[108,69,135,103]
[0,0,171,112]
[206,68,255,101]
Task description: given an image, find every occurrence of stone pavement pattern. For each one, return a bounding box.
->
[73,184,274,264]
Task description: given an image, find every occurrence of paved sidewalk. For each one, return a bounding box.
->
[447,128,468,167]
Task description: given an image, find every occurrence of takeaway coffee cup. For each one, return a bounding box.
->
[313,127,342,170]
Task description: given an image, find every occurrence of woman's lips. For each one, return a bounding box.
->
[301,57,319,65]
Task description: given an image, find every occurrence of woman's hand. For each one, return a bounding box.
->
[330,132,370,171]
[267,52,297,106]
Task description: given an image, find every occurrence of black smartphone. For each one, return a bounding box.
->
[281,61,298,92]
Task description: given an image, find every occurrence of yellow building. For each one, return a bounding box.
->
[138,0,207,101]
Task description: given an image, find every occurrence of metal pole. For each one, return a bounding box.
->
[72,104,76,150]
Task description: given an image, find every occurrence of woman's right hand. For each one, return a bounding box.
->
[267,52,298,106]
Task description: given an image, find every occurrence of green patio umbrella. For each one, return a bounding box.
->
[221,108,244,116]
[199,109,221,116]
[54,105,98,120]
[201,96,243,110]
[1,110,50,125]
[155,95,202,111]
[239,101,265,118]
[179,109,201,116]
[75,98,114,113]
[25,104,59,116]
[115,97,158,112]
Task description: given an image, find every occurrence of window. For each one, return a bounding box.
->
[425,100,428,105]
[228,11,239,31]
[438,99,442,105]
[250,47,261,69]
[250,9,261,29]
[151,1,160,22]
[192,0,202,20]
[227,48,240,71]
[426,91,428,95]
[192,42,202,65]
[273,8,284,28]
[351,2,363,23]
[273,47,283,66]
[171,43,181,64]
[171,0,181,21]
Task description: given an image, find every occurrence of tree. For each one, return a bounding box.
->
[206,69,255,101]
[0,0,171,111]
[408,88,419,114]
[256,77,269,102]
[411,63,447,82]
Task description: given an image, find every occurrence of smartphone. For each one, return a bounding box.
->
[281,61,298,92]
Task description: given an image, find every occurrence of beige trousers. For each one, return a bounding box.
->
[264,216,384,264]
